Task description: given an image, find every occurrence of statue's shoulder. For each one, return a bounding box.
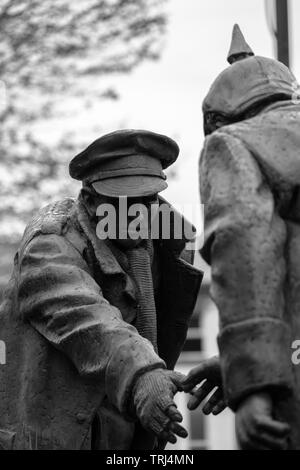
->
[201,127,245,163]
[20,198,76,250]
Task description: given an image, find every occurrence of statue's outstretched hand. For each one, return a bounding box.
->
[180,356,226,415]
[132,369,188,444]
[236,392,290,450]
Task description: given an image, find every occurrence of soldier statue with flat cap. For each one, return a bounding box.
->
[0,129,224,450]
[182,25,300,450]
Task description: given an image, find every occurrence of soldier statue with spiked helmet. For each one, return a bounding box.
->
[182,24,300,450]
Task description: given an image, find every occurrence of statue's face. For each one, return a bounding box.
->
[93,193,159,249]
[203,111,232,136]
[203,97,278,136]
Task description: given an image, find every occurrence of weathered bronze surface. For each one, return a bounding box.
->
[200,25,300,449]
[0,130,216,450]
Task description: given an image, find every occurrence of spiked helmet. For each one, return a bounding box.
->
[203,24,299,134]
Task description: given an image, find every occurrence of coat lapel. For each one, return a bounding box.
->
[75,199,137,304]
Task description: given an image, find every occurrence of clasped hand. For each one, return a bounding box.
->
[132,356,225,444]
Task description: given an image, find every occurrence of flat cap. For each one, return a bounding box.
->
[69,129,179,197]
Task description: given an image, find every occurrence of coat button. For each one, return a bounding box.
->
[76,412,86,424]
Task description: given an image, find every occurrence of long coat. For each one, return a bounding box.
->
[0,195,202,450]
[200,100,300,449]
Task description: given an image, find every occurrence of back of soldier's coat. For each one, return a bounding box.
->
[200,101,300,449]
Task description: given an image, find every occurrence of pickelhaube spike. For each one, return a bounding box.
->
[227,24,254,64]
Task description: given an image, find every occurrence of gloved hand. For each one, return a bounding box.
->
[180,356,226,415]
[235,392,290,450]
[132,368,188,444]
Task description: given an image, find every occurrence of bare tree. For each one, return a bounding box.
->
[0,0,167,240]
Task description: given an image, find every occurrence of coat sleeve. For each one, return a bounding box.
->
[17,232,165,415]
[199,130,294,410]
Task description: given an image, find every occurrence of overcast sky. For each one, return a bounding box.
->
[36,0,300,234]
[94,0,300,220]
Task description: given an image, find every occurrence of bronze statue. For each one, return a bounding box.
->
[185,25,300,450]
[0,129,224,450]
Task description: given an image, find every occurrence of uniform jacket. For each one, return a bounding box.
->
[0,194,202,450]
[200,101,300,449]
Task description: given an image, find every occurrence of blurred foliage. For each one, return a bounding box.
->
[0,0,167,241]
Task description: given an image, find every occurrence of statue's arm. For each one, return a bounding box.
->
[17,233,165,415]
[199,130,294,411]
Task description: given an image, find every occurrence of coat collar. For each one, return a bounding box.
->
[74,193,196,275]
[75,197,125,276]
[75,198,137,302]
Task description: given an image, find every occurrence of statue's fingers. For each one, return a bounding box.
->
[237,425,271,451]
[212,400,227,415]
[236,428,248,450]
[166,405,183,423]
[248,431,288,450]
[150,415,168,436]
[256,417,290,437]
[187,381,214,410]
[168,421,188,439]
[202,388,224,415]
[154,408,187,441]
[181,365,207,391]
[159,430,177,444]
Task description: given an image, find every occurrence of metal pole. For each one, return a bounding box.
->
[276,0,290,67]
